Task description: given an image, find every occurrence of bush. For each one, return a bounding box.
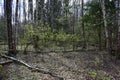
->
[21,23,81,50]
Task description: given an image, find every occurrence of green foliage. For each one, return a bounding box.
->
[88,69,97,79]
[19,24,35,44]
[94,57,100,66]
[88,69,112,80]
[20,0,117,50]
[0,65,2,69]
[81,0,116,47]
[37,27,80,49]
[21,23,81,50]
[96,70,111,80]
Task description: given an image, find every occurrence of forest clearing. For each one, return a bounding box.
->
[0,0,120,80]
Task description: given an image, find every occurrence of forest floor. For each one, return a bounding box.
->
[1,49,120,80]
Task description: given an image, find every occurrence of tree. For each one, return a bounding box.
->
[84,0,103,50]
[100,0,109,50]
[35,0,45,27]
[23,0,27,22]
[5,0,16,56]
[100,0,114,54]
[41,0,61,31]
[28,0,33,21]
[114,0,120,60]
[81,0,86,49]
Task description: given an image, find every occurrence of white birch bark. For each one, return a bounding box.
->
[100,0,109,49]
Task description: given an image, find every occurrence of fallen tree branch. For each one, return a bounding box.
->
[0,61,13,65]
[1,54,64,80]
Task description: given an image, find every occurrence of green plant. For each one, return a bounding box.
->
[20,22,82,51]
[88,69,97,79]
[0,65,2,69]
[94,57,100,66]
[96,70,111,80]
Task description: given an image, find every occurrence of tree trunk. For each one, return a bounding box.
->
[23,0,27,23]
[6,0,16,56]
[50,0,54,32]
[98,24,102,50]
[81,0,86,49]
[4,0,6,17]
[115,0,120,61]
[100,0,110,51]
[14,0,19,50]
[28,0,33,21]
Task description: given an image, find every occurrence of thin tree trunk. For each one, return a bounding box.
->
[98,24,102,50]
[50,0,54,32]
[4,0,6,17]
[81,0,86,49]
[115,0,120,61]
[28,0,33,21]
[4,0,7,49]
[98,0,102,50]
[101,0,112,55]
[23,0,27,23]
[14,0,19,50]
[100,0,109,49]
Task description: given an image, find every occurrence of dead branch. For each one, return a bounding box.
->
[0,61,13,65]
[1,54,64,80]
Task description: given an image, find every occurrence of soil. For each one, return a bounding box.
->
[1,50,120,80]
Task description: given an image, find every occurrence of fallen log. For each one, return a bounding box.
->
[1,54,64,80]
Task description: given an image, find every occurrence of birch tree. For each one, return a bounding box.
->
[100,0,109,50]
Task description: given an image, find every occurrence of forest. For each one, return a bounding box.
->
[0,0,120,80]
